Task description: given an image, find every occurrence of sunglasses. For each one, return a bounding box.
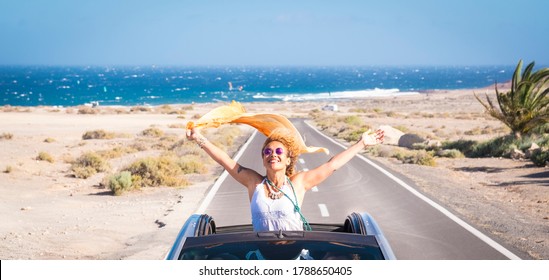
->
[263,147,285,156]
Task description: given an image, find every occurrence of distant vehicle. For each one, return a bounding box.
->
[166,212,396,260]
[322,104,338,111]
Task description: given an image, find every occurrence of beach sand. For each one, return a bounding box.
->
[0,86,547,260]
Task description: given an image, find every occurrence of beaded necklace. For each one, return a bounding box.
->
[264,176,312,231]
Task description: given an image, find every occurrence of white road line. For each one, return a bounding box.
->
[318,204,330,217]
[304,121,521,260]
[196,130,258,214]
[302,168,309,172]
[299,158,305,164]
[311,186,319,192]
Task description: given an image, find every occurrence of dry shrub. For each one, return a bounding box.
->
[101,107,130,114]
[203,126,242,149]
[179,155,208,174]
[168,123,186,129]
[156,105,186,115]
[130,106,152,113]
[393,125,409,133]
[82,130,115,140]
[385,111,402,118]
[171,139,203,156]
[349,108,369,113]
[123,154,188,188]
[339,127,369,142]
[97,146,138,159]
[393,149,436,166]
[1,132,14,140]
[37,152,54,163]
[153,135,179,150]
[365,145,395,158]
[71,152,110,178]
[339,115,363,127]
[1,106,30,112]
[130,140,150,151]
[77,106,99,114]
[142,127,164,137]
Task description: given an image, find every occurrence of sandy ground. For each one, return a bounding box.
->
[0,87,547,260]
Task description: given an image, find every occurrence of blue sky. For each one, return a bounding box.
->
[1,0,547,66]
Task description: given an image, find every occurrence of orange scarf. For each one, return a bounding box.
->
[187,101,329,155]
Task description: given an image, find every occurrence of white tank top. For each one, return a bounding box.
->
[250,179,303,231]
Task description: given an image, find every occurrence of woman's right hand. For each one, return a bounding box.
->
[186,127,199,141]
[186,127,208,148]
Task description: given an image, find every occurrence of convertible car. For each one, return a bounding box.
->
[166,212,396,260]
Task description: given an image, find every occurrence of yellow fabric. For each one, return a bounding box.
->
[187,101,329,155]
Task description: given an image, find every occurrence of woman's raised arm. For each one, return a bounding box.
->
[294,129,383,191]
[186,128,262,189]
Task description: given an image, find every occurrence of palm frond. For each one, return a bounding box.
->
[476,60,549,138]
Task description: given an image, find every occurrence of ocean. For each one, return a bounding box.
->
[0,65,517,107]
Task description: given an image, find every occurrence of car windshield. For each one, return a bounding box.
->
[178,232,385,260]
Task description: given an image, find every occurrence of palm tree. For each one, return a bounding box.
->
[475,60,549,139]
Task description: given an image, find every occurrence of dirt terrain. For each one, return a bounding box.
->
[0,87,547,260]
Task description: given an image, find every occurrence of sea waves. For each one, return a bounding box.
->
[252,88,418,101]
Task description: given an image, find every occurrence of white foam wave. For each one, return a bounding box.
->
[252,88,419,101]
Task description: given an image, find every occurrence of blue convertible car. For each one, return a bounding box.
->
[166,212,396,260]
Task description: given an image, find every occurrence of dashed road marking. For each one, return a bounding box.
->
[318,204,329,217]
[304,120,521,260]
[311,186,319,192]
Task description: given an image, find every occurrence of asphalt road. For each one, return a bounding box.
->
[199,119,523,260]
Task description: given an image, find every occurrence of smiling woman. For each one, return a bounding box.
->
[186,102,384,232]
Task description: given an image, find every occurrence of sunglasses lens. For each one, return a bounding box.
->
[263,147,285,156]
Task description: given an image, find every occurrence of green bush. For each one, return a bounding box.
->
[530,149,549,167]
[442,140,478,157]
[71,152,110,178]
[107,171,133,195]
[472,135,516,157]
[437,149,464,158]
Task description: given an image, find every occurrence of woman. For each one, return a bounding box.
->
[186,127,384,231]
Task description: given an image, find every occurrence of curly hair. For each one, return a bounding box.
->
[261,129,300,177]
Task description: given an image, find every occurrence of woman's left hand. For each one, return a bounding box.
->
[361,129,384,147]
